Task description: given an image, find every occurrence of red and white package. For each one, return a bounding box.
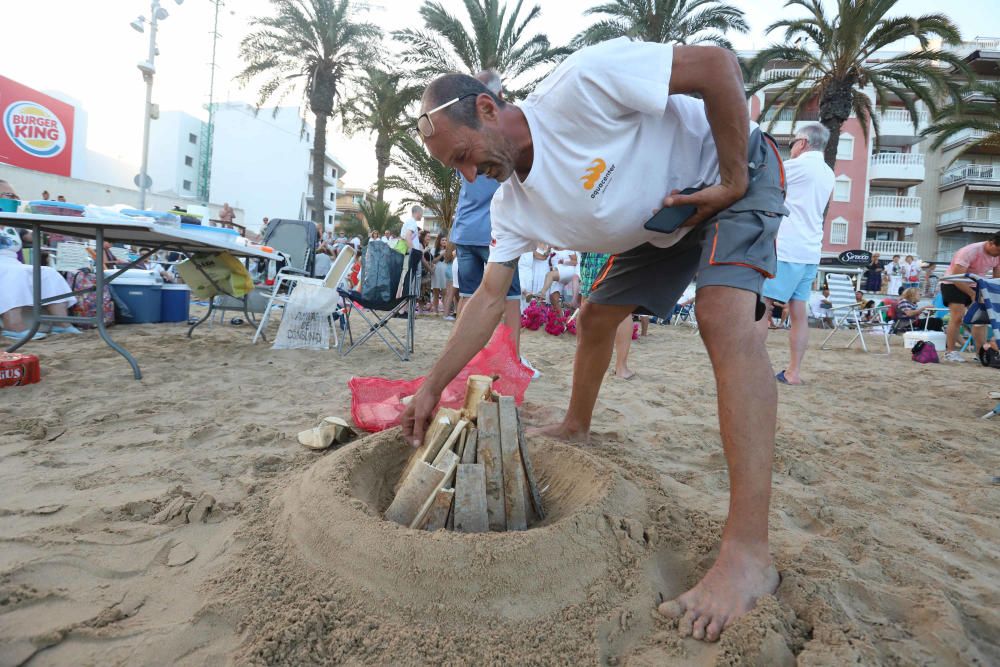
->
[0,352,41,388]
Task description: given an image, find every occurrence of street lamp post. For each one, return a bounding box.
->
[132,0,183,210]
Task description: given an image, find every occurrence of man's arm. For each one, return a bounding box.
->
[664,45,749,227]
[950,263,977,298]
[400,260,516,446]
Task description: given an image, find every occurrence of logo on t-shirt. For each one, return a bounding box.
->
[580,159,606,190]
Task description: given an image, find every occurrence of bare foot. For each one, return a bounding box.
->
[526,422,590,443]
[657,546,779,642]
[611,368,636,381]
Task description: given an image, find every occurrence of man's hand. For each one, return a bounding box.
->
[400,384,441,448]
[663,183,747,228]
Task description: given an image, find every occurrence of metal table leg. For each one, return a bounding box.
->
[94,227,142,379]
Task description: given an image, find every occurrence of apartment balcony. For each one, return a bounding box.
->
[938,206,1000,233]
[865,195,922,225]
[868,153,925,187]
[876,109,928,146]
[939,164,1000,193]
[755,68,820,88]
[757,109,820,137]
[940,128,992,152]
[863,239,918,257]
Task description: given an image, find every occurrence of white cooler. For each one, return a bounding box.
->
[903,330,946,350]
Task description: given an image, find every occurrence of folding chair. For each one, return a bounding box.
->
[253,245,356,345]
[337,245,420,361]
[820,273,891,354]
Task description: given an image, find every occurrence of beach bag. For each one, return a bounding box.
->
[67,270,115,328]
[349,325,533,432]
[361,241,404,304]
[911,341,939,364]
[175,252,253,299]
[392,239,409,255]
[271,283,340,351]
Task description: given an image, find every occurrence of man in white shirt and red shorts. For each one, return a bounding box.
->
[402,38,787,641]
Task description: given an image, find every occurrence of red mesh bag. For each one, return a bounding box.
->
[349,324,533,432]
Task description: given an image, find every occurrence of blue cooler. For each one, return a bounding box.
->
[108,270,162,324]
[160,284,191,322]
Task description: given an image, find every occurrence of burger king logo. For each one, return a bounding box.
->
[4,101,67,158]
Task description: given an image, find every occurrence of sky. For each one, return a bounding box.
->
[2,0,997,205]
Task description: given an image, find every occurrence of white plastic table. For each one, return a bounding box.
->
[2,212,279,379]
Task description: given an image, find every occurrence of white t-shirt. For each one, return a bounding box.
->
[400,218,423,251]
[774,150,834,264]
[902,261,921,282]
[489,38,750,263]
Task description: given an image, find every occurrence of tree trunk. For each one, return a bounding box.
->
[818,79,854,169]
[311,112,328,227]
[375,135,389,204]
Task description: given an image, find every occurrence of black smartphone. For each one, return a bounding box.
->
[643,187,702,234]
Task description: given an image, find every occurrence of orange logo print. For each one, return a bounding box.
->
[580,158,606,190]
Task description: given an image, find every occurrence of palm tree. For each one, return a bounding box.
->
[236,0,379,225]
[574,0,749,50]
[359,199,403,235]
[923,81,1000,154]
[383,134,462,233]
[746,0,968,168]
[340,65,423,203]
[393,0,569,96]
[335,212,367,238]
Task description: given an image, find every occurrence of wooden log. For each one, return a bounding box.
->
[498,396,528,531]
[455,428,468,463]
[432,418,469,466]
[517,409,545,521]
[385,461,445,526]
[476,400,506,531]
[422,488,455,531]
[422,408,462,463]
[394,407,460,494]
[410,450,460,529]
[461,374,494,422]
[454,463,489,533]
[461,428,478,465]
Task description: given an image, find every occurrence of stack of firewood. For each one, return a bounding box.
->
[386,375,544,531]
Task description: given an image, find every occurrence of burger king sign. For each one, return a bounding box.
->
[0,75,74,177]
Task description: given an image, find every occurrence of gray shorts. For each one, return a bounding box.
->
[588,131,788,319]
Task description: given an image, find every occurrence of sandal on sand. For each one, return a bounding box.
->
[775,370,803,385]
[297,417,356,451]
[3,329,47,341]
[610,369,636,381]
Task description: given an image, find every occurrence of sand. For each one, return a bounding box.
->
[1,315,998,665]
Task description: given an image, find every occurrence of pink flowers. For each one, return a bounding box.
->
[521,301,576,337]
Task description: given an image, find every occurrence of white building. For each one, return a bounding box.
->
[147,103,348,234]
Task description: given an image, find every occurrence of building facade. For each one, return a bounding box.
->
[747,37,999,267]
[148,104,348,234]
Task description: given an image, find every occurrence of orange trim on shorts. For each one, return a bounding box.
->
[589,254,617,293]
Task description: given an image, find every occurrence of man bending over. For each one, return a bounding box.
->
[402,38,787,641]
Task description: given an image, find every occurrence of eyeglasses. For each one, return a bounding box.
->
[787,137,805,150]
[417,93,478,138]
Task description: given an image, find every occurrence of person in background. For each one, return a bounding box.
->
[894,287,942,332]
[885,255,904,295]
[261,216,270,232]
[854,290,878,322]
[401,205,424,253]
[430,235,450,315]
[219,202,236,227]
[579,251,635,379]
[902,255,921,289]
[940,233,1000,362]
[419,229,434,309]
[759,123,836,385]
[56,195,66,203]
[0,179,80,338]
[41,190,50,201]
[920,262,939,298]
[862,253,882,293]
[135,247,176,283]
[369,230,381,243]
[808,286,834,328]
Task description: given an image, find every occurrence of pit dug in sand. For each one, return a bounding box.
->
[275,427,658,621]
